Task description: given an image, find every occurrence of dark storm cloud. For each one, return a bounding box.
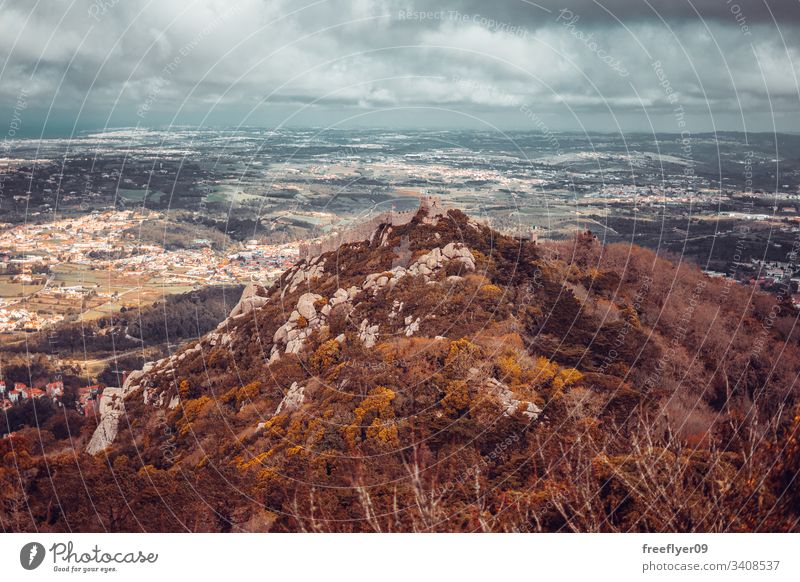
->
[429,0,800,26]
[0,0,798,132]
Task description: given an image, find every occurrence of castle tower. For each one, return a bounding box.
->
[419,194,443,217]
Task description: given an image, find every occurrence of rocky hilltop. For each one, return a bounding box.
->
[6,204,800,532]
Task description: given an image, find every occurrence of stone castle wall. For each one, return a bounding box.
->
[299,196,444,259]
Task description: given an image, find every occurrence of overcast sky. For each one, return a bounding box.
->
[1,0,799,135]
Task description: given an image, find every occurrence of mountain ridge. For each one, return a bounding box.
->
[5,204,799,532]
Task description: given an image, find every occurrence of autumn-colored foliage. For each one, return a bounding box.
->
[3,209,800,533]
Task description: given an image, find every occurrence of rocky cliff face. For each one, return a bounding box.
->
[77,205,800,533]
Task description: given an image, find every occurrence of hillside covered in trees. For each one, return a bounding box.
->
[2,206,799,532]
[5,284,244,358]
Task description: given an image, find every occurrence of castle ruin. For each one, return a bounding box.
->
[298,196,445,260]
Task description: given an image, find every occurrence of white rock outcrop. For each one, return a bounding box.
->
[229,283,268,318]
[270,285,364,361]
[274,382,305,415]
[404,315,421,337]
[358,318,380,347]
[361,243,476,297]
[271,293,325,358]
[282,257,325,297]
[296,293,319,321]
[86,387,127,454]
[86,355,165,454]
[486,377,542,420]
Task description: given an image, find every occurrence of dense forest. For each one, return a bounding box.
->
[124,218,232,251]
[0,285,243,436]
[6,284,244,356]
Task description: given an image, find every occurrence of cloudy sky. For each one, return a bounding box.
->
[1,0,799,135]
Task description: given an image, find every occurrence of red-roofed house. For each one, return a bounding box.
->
[28,388,45,399]
[46,381,64,398]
